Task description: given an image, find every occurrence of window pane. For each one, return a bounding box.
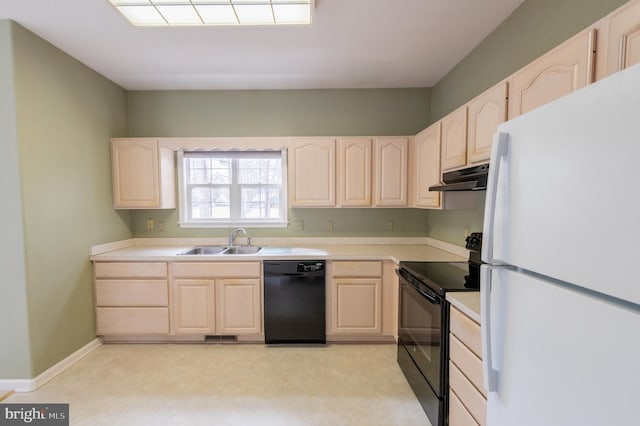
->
[190,186,230,219]
[187,157,231,184]
[240,187,281,219]
[238,158,281,184]
[265,187,281,218]
[211,158,232,184]
[189,158,211,184]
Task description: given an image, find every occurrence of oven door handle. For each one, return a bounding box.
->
[396,269,441,305]
[416,287,440,304]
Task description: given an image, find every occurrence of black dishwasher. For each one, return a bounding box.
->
[264,260,326,344]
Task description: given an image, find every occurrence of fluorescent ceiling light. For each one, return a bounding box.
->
[156,5,202,24]
[195,5,238,25]
[234,4,273,24]
[108,0,312,26]
[116,5,168,26]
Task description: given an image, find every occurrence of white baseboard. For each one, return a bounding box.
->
[0,338,102,393]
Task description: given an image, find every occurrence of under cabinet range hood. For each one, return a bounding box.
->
[429,164,489,191]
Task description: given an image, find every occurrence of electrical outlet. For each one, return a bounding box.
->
[158,221,165,232]
[292,220,304,231]
[386,220,394,231]
[146,218,155,231]
[327,220,334,232]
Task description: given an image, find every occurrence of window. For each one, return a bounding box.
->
[178,150,288,227]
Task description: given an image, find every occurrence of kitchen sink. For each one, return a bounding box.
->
[223,246,262,255]
[178,245,262,255]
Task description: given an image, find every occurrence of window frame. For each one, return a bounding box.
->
[177,149,288,228]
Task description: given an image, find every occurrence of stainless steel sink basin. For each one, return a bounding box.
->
[178,245,262,255]
[179,246,228,255]
[223,246,262,255]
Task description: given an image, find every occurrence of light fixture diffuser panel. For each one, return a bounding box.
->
[195,5,238,25]
[234,4,274,24]
[109,0,312,26]
[116,5,167,26]
[273,4,310,24]
[156,5,202,25]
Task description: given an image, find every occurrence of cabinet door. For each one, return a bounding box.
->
[331,277,382,334]
[173,280,215,334]
[441,107,468,172]
[215,279,262,335]
[373,137,408,206]
[337,138,372,207]
[288,138,336,207]
[411,123,441,208]
[508,29,595,118]
[467,81,507,165]
[111,138,176,209]
[605,0,640,76]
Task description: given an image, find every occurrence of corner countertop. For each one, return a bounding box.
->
[89,237,469,264]
[447,292,481,324]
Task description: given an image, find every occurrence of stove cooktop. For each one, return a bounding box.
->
[399,261,478,296]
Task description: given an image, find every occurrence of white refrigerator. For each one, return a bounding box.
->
[481,63,640,426]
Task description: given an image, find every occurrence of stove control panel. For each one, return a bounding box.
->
[465,232,483,252]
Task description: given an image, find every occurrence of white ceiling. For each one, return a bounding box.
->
[0,0,525,90]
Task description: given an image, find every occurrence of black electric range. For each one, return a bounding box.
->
[396,233,482,426]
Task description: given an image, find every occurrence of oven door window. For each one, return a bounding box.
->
[399,280,443,394]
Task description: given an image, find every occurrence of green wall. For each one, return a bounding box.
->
[128,89,433,238]
[430,0,628,121]
[2,21,131,379]
[127,89,431,137]
[425,0,628,245]
[0,21,33,381]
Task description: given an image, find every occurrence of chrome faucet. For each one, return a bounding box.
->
[228,227,247,246]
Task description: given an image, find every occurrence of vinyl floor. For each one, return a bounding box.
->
[5,343,431,426]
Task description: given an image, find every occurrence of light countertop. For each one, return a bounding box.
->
[447,292,481,324]
[89,237,468,264]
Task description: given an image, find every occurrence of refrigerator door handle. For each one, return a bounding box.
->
[482,132,509,263]
[481,265,500,392]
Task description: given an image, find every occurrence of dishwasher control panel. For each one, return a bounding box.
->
[298,262,324,273]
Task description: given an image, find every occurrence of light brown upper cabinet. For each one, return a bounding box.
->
[467,81,508,165]
[111,138,176,209]
[337,138,372,207]
[288,138,336,207]
[409,123,441,209]
[440,106,468,172]
[373,137,409,207]
[508,29,596,119]
[605,0,640,76]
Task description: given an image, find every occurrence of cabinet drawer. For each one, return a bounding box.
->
[450,306,482,358]
[449,388,480,426]
[332,261,382,277]
[94,262,167,279]
[95,280,168,307]
[450,334,486,397]
[172,262,261,278]
[96,307,169,335]
[449,362,486,426]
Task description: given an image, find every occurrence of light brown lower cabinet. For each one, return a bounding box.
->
[94,262,170,335]
[449,306,487,426]
[329,261,383,335]
[327,260,398,341]
[449,388,479,426]
[171,262,262,337]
